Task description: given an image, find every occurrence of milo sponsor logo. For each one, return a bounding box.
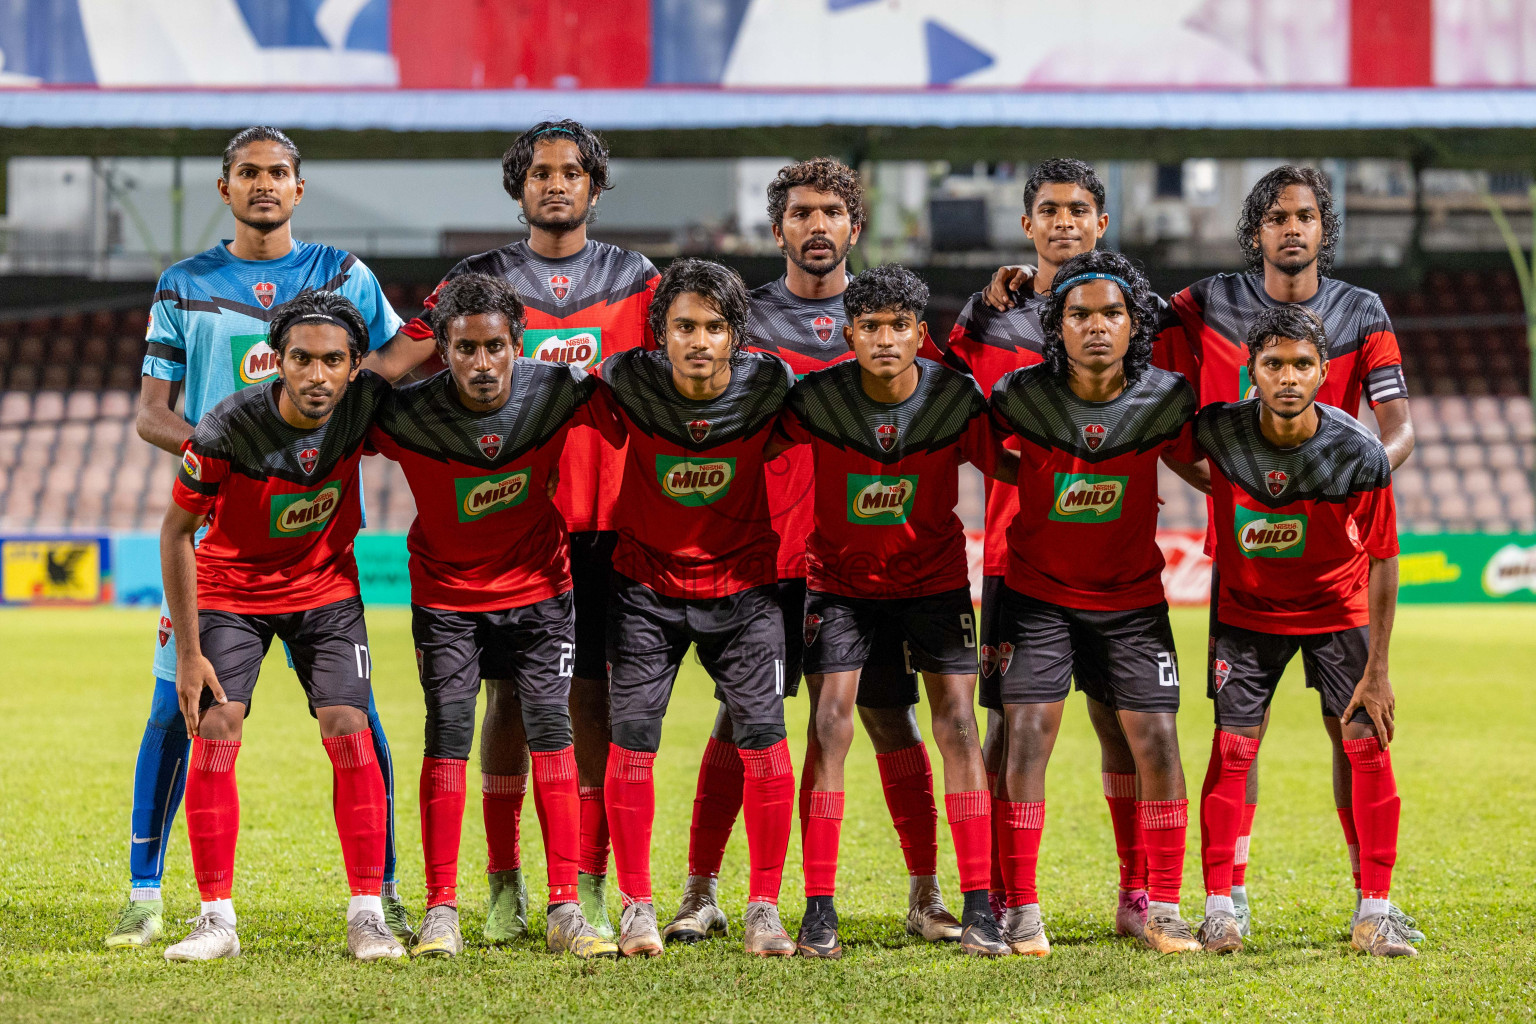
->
[846,474,918,524]
[1050,473,1127,522]
[231,333,279,388]
[269,481,344,537]
[1234,505,1307,558]
[656,454,735,506]
[454,468,532,523]
[524,327,601,369]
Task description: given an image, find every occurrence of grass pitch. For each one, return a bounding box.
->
[0,605,1533,1023]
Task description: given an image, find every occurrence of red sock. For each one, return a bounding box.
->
[740,741,794,905]
[875,744,938,877]
[185,738,241,901]
[420,757,466,907]
[1103,772,1146,892]
[1199,731,1260,898]
[1137,799,1188,905]
[1232,801,1257,888]
[801,790,844,898]
[997,800,1044,907]
[687,737,743,878]
[945,790,992,895]
[987,772,1005,899]
[1343,739,1400,899]
[531,747,580,904]
[604,745,656,904]
[322,730,387,896]
[1336,806,1362,889]
[482,772,527,874]
[578,785,610,876]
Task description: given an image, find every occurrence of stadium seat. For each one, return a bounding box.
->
[65,391,99,421]
[100,390,133,419]
[0,393,30,426]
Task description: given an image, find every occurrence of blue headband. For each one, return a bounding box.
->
[532,126,576,139]
[1053,272,1132,297]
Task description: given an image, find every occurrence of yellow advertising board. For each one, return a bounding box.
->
[0,537,112,604]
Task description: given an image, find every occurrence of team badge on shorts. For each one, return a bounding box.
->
[804,613,822,646]
[158,615,173,648]
[549,275,571,300]
[477,433,503,459]
[1083,423,1106,451]
[875,423,898,452]
[1212,658,1232,692]
[414,648,425,679]
[1266,470,1289,497]
[980,644,997,677]
[252,281,276,309]
[995,641,1015,677]
[812,315,834,342]
[299,447,319,474]
[688,419,711,443]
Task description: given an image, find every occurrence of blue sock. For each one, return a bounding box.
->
[366,693,398,887]
[130,677,191,889]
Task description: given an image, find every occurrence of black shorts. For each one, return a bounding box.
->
[1211,621,1372,729]
[992,586,1181,714]
[607,575,785,731]
[569,530,617,681]
[803,587,976,704]
[198,596,372,717]
[979,575,1007,712]
[411,592,575,710]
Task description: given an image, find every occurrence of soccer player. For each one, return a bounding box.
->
[111,125,430,950]
[403,120,659,939]
[667,158,959,946]
[773,264,1014,959]
[1193,306,1412,958]
[159,292,401,962]
[988,250,1204,956]
[366,273,617,959]
[590,259,796,958]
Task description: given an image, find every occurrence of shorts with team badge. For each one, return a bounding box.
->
[991,585,1181,714]
[802,587,977,703]
[196,596,373,716]
[978,574,1008,711]
[1210,621,1372,729]
[411,591,575,711]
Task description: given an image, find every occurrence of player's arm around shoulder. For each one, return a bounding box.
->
[765,363,810,461]
[579,356,629,449]
[1160,374,1211,495]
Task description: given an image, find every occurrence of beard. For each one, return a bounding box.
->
[1266,247,1318,277]
[1265,393,1316,419]
[783,234,851,278]
[525,198,592,235]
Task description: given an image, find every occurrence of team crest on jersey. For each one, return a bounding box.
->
[1083,423,1106,451]
[180,449,202,481]
[158,615,173,648]
[812,315,834,343]
[1212,658,1232,692]
[477,433,503,459]
[549,275,571,300]
[1266,470,1289,497]
[299,448,319,474]
[875,423,898,452]
[253,281,275,309]
[804,613,822,646]
[688,419,711,443]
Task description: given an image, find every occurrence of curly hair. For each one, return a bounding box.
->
[648,258,751,353]
[267,290,368,363]
[1022,157,1104,215]
[430,273,527,348]
[1245,304,1329,363]
[843,263,929,321]
[1236,165,1339,276]
[501,119,613,204]
[766,157,866,229]
[222,125,300,180]
[1040,250,1156,384]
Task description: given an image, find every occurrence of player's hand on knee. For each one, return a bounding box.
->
[177,656,225,737]
[1342,666,1394,749]
[982,265,1035,311]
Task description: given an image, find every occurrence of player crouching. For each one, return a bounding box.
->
[367,274,617,959]
[159,293,400,961]
[773,265,1015,958]
[1194,307,1414,957]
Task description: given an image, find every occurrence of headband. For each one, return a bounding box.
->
[1053,272,1132,297]
[288,312,357,343]
[532,126,576,139]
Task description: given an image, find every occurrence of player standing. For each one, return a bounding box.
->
[774,265,1013,958]
[591,259,797,958]
[667,158,960,946]
[988,251,1204,956]
[1193,306,1413,958]
[159,293,401,961]
[110,126,429,950]
[367,274,617,959]
[402,120,658,939]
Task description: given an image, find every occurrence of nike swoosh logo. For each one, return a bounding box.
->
[131,835,156,844]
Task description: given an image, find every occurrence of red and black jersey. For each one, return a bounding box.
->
[991,365,1197,612]
[1169,273,1407,413]
[776,358,999,600]
[593,348,792,600]
[403,239,659,534]
[171,371,389,614]
[1197,400,1398,635]
[367,361,598,613]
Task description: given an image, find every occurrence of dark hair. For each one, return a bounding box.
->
[431,273,527,349]
[1023,157,1105,216]
[843,263,929,321]
[222,126,301,181]
[648,258,751,352]
[1040,250,1156,383]
[1245,305,1329,363]
[267,291,367,363]
[501,120,613,204]
[766,157,866,229]
[1236,165,1340,276]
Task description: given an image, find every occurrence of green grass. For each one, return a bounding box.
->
[1,605,1533,1023]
